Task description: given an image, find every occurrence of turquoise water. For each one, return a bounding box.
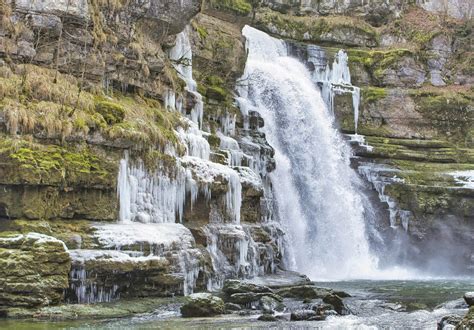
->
[1,279,472,329]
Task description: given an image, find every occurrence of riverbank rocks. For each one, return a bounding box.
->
[312,302,337,316]
[180,293,225,317]
[276,285,332,299]
[0,233,71,308]
[223,279,273,296]
[290,309,325,321]
[226,292,283,305]
[464,292,474,306]
[438,314,463,329]
[456,306,474,329]
[259,295,284,314]
[323,294,350,315]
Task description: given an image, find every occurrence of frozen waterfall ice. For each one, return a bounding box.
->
[308,47,361,133]
[168,26,204,128]
[240,26,378,280]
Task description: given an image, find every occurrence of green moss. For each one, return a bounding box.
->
[5,296,187,320]
[206,86,228,101]
[95,99,126,125]
[207,134,221,149]
[255,9,378,46]
[347,49,414,83]
[210,0,252,16]
[362,87,387,104]
[0,138,114,186]
[410,90,473,142]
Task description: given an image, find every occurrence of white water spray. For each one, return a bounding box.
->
[241,26,378,280]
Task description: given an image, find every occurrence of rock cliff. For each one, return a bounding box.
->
[0,0,472,314]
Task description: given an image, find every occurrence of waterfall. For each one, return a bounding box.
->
[308,47,361,133]
[240,26,378,280]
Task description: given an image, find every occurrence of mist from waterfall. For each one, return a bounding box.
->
[240,26,382,280]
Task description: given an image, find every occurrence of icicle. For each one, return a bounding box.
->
[308,48,361,133]
[117,155,187,223]
[175,119,211,160]
[169,26,204,128]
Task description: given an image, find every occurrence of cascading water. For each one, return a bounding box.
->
[168,26,204,128]
[308,47,361,133]
[240,26,379,280]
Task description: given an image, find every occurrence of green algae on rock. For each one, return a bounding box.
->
[0,232,71,308]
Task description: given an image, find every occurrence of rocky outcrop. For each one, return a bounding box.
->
[465,292,474,307]
[254,8,378,47]
[0,233,71,308]
[262,0,407,26]
[180,293,225,317]
[456,306,474,329]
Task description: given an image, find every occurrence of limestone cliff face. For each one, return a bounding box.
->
[0,0,473,312]
[0,0,284,310]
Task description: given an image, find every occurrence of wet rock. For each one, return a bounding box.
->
[225,302,242,311]
[290,310,325,321]
[276,285,332,299]
[464,292,474,306]
[259,295,285,314]
[223,279,274,296]
[227,292,283,305]
[180,293,225,318]
[456,306,474,329]
[323,294,350,315]
[312,302,336,316]
[437,314,462,329]
[258,314,278,321]
[334,291,352,298]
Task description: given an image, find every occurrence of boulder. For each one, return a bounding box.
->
[225,302,242,311]
[323,294,350,315]
[464,292,474,306]
[437,314,462,329]
[0,233,71,308]
[257,314,278,322]
[258,314,278,321]
[456,306,474,329]
[312,302,336,316]
[276,285,332,300]
[259,295,285,314]
[223,279,273,296]
[180,293,225,318]
[227,292,283,305]
[290,310,325,321]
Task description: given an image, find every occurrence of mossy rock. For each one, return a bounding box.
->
[180,293,225,317]
[0,138,117,187]
[362,87,387,104]
[95,100,126,125]
[410,90,473,141]
[254,8,378,47]
[209,0,252,16]
[0,233,71,308]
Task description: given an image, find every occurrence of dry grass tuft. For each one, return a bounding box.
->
[0,64,184,151]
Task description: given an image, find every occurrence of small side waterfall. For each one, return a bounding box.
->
[168,27,204,127]
[306,46,361,133]
[240,26,378,279]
